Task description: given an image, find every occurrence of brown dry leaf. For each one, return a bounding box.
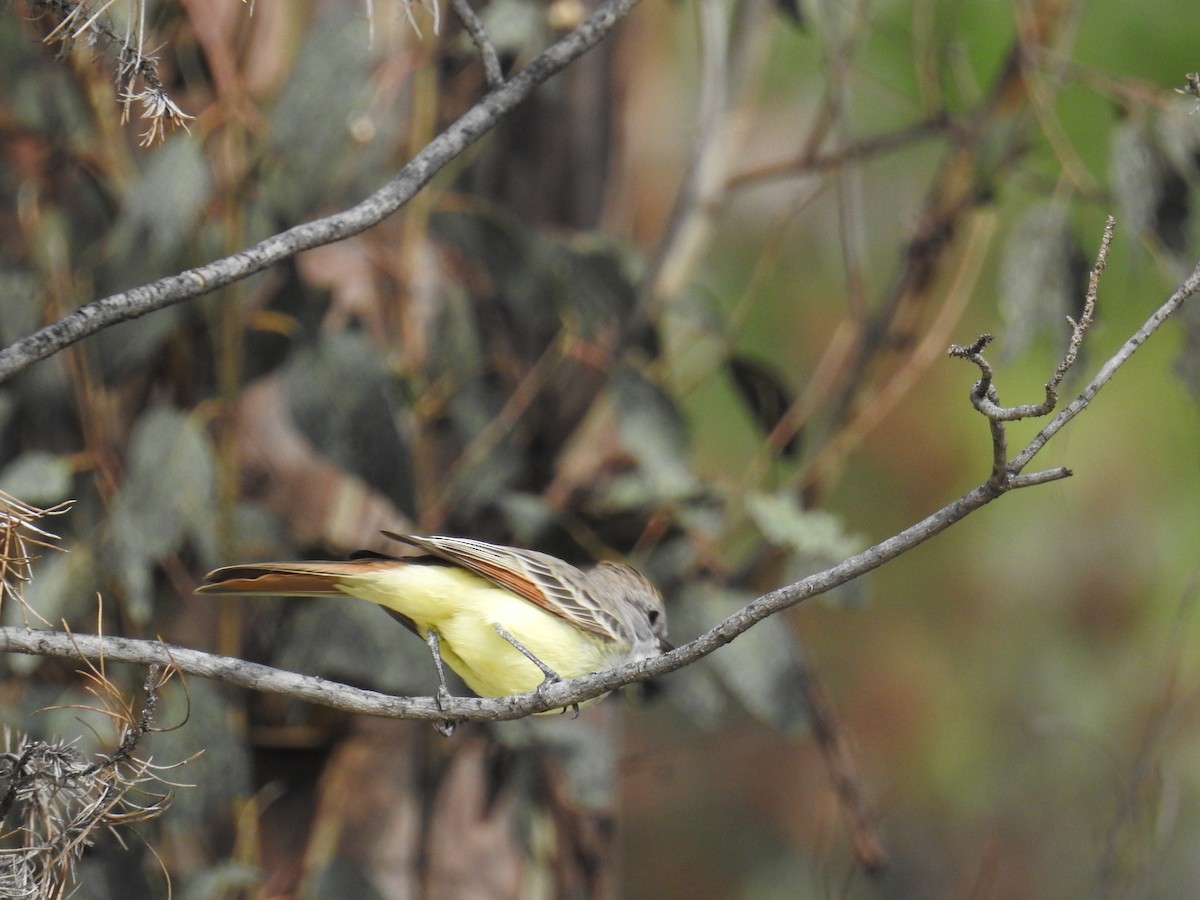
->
[295,719,427,897]
[294,721,524,897]
[543,395,627,511]
[298,239,387,343]
[233,377,412,554]
[296,722,615,897]
[180,0,297,98]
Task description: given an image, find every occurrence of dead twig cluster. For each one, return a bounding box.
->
[0,663,187,898]
[0,492,71,626]
[23,0,192,145]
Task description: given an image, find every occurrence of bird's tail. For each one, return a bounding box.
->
[195,559,398,597]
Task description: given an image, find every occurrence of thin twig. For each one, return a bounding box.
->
[726,117,952,190]
[450,0,504,90]
[640,0,774,315]
[798,661,888,875]
[1050,214,1109,391]
[950,217,1113,424]
[0,0,644,384]
[1012,251,1200,472]
[1176,71,1200,113]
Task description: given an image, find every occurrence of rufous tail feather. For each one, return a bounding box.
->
[195,559,399,596]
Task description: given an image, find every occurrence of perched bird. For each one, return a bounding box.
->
[196,533,671,708]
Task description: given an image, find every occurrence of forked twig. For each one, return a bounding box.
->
[949,216,1115,484]
[451,0,504,90]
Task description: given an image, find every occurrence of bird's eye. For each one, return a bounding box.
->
[648,609,660,626]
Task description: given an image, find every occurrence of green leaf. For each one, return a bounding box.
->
[480,0,550,57]
[495,710,623,810]
[147,679,253,835]
[1174,298,1200,400]
[774,0,807,28]
[727,355,801,458]
[267,13,373,217]
[1111,122,1163,239]
[684,583,812,733]
[109,136,213,272]
[496,492,556,545]
[284,330,412,506]
[552,235,642,337]
[178,863,264,900]
[108,406,217,624]
[1109,119,1192,259]
[273,597,439,698]
[0,451,74,505]
[302,860,387,900]
[611,366,698,502]
[745,490,862,561]
[998,201,1088,360]
[0,267,40,346]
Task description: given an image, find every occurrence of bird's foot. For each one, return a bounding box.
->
[493,625,577,713]
[424,629,463,736]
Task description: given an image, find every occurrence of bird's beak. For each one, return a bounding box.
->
[658,637,675,653]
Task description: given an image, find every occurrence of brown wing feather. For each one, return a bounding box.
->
[383,532,614,639]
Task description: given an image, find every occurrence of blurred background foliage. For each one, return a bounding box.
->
[2,0,1200,896]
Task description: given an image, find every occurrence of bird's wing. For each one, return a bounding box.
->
[383,532,615,640]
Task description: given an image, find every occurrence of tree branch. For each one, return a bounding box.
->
[1012,254,1200,473]
[0,0,642,385]
[3,227,1199,724]
[949,217,1111,425]
[0,478,1072,721]
[945,216,1200,481]
[0,462,1025,724]
[450,0,504,90]
[949,216,1121,486]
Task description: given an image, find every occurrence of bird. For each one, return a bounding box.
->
[195,532,672,711]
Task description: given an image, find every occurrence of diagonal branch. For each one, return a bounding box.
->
[2,230,1198,726]
[945,216,1200,482]
[1012,254,1200,473]
[0,0,642,385]
[4,231,1199,723]
[0,475,1047,723]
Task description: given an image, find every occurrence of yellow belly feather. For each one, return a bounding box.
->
[334,565,617,698]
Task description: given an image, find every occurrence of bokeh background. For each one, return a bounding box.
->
[2,0,1200,897]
